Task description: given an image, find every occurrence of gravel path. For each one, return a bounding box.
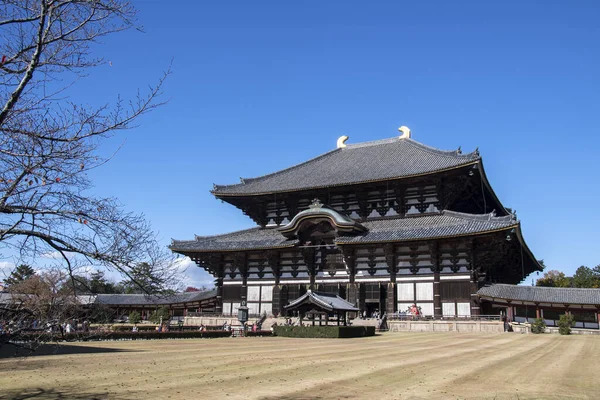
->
[0,332,597,399]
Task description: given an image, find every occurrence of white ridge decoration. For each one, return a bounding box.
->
[337,135,349,148]
[398,126,411,139]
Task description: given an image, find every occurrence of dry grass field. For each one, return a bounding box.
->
[0,332,598,400]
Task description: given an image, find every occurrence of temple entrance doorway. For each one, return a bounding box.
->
[365,301,380,318]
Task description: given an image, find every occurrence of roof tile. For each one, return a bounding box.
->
[213,137,479,196]
[477,284,600,306]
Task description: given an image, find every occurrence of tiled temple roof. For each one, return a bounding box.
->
[170,211,516,253]
[336,211,516,244]
[212,137,480,196]
[95,289,217,306]
[170,228,299,252]
[477,284,600,306]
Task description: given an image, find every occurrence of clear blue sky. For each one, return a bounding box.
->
[66,1,600,286]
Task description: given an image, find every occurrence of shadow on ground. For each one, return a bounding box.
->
[0,387,121,400]
[0,343,137,358]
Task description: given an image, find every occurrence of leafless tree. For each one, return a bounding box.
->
[0,0,177,294]
[1,268,83,350]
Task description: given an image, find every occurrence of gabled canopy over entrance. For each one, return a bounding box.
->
[278,199,367,239]
[285,290,359,313]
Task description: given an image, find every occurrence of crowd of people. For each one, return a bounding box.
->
[0,318,91,335]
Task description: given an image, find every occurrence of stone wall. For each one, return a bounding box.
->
[388,320,504,333]
[183,316,241,327]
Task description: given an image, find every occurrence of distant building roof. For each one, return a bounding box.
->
[1,290,217,307]
[170,211,517,252]
[285,290,359,312]
[94,290,217,306]
[212,137,479,196]
[477,284,600,306]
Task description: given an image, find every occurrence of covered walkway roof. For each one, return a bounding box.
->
[477,284,600,306]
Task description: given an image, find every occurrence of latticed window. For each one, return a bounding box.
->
[365,283,380,301]
[515,307,536,318]
[287,285,300,301]
[325,253,344,268]
[318,284,339,295]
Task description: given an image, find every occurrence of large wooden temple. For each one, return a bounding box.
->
[170,127,542,318]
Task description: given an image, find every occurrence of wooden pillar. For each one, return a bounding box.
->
[215,274,224,315]
[358,283,366,315]
[385,244,397,315]
[341,246,358,317]
[301,247,317,290]
[535,304,541,319]
[267,250,282,316]
[468,239,480,316]
[429,241,442,319]
[236,252,248,304]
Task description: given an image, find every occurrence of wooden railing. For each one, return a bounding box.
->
[386,314,502,321]
[185,312,262,319]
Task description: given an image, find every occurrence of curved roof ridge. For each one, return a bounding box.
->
[171,227,265,245]
[213,148,341,191]
[344,136,400,149]
[193,226,265,241]
[404,138,480,159]
[442,209,517,223]
[212,136,481,194]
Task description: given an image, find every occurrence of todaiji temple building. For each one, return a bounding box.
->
[170,127,544,320]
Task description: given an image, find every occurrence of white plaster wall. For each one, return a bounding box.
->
[397,283,414,301]
[442,302,456,317]
[416,282,433,301]
[261,285,273,302]
[248,302,259,315]
[247,286,260,302]
[260,302,272,316]
[418,303,434,316]
[457,302,471,316]
[222,302,232,315]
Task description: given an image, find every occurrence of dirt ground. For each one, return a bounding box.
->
[0,332,598,400]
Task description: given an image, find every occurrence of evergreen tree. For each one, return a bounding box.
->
[120,262,169,294]
[3,264,36,287]
[89,271,118,294]
[572,266,600,288]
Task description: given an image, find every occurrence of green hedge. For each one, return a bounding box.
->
[9,330,231,342]
[106,324,226,332]
[111,324,158,332]
[245,330,273,337]
[273,325,375,338]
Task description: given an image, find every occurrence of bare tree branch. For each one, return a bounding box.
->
[0,0,176,297]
